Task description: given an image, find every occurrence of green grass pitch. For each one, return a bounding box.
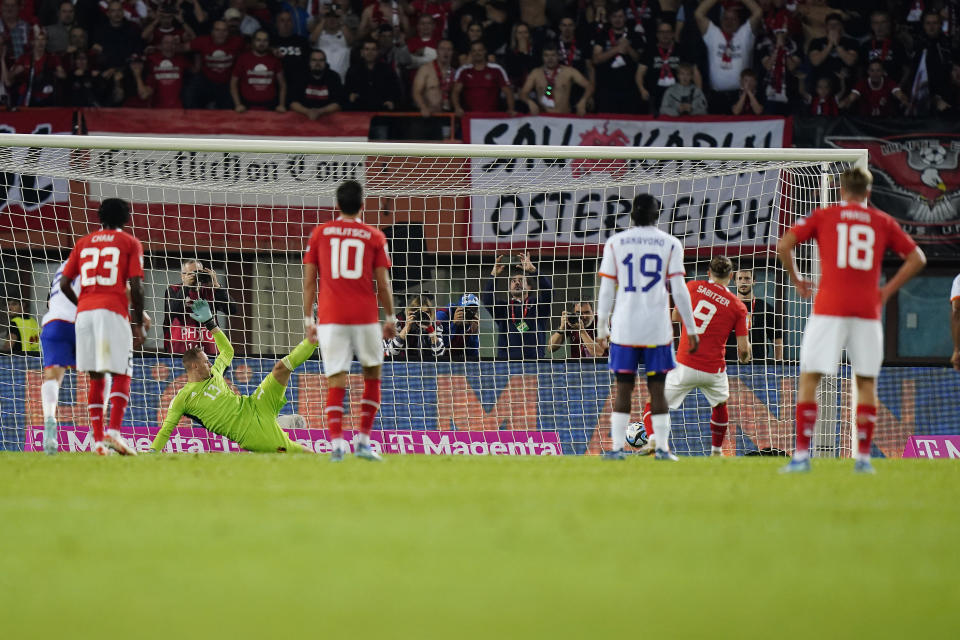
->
[1,454,957,639]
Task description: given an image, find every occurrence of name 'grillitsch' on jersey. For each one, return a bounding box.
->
[302,217,392,325]
[597,225,686,346]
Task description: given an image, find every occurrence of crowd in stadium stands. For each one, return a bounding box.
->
[0,0,957,117]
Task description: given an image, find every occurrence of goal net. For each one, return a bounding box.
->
[0,134,873,457]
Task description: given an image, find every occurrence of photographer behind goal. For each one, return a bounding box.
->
[383,294,447,361]
[163,259,237,355]
[436,293,481,362]
[549,301,606,358]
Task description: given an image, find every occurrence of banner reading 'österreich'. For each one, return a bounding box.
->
[465,115,789,254]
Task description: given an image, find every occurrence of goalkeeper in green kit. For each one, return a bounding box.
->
[150,299,318,453]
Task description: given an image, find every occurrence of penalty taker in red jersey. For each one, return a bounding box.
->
[778,167,926,473]
[637,255,752,456]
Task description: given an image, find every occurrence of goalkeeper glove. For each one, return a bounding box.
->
[190,299,217,330]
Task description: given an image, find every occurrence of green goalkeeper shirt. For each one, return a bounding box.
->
[151,330,250,451]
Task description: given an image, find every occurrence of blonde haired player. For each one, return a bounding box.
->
[778,167,926,473]
[636,255,751,456]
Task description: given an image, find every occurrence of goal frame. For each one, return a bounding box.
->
[0,135,869,456]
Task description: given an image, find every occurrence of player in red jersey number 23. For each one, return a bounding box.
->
[60,199,146,456]
[302,180,397,462]
[778,167,926,474]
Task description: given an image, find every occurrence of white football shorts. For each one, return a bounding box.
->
[317,323,383,375]
[664,363,730,409]
[799,314,883,377]
[74,309,133,376]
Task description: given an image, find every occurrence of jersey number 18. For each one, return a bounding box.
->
[836,222,874,271]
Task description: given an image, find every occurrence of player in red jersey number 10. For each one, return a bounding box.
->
[778,167,926,473]
[302,180,397,462]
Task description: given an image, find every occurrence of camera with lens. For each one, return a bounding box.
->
[567,312,581,328]
[196,270,212,286]
[411,310,431,330]
[462,306,478,321]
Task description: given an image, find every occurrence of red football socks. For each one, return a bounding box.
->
[325,387,346,438]
[642,402,653,438]
[88,377,106,442]
[710,404,729,448]
[108,374,131,430]
[359,379,382,435]
[856,404,877,456]
[795,402,818,454]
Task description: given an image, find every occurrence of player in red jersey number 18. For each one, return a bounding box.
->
[778,167,926,473]
[302,180,397,462]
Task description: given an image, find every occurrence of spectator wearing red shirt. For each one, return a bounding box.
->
[840,60,908,117]
[407,12,439,67]
[144,33,188,107]
[344,37,400,110]
[10,27,65,106]
[290,48,343,120]
[410,0,450,41]
[185,19,243,109]
[141,2,194,52]
[231,29,287,112]
[452,40,513,116]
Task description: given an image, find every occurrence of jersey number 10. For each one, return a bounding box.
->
[329,238,365,279]
[836,222,874,271]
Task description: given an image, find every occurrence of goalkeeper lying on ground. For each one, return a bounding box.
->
[150,300,317,453]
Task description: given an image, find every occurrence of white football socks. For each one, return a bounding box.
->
[41,380,60,423]
[610,412,629,451]
[331,437,347,453]
[356,432,370,446]
[651,413,670,452]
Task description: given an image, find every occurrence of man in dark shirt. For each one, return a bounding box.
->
[482,253,552,360]
[591,6,644,113]
[345,37,400,110]
[436,293,481,362]
[726,269,783,363]
[806,13,859,88]
[290,49,343,119]
[272,10,309,86]
[93,0,143,74]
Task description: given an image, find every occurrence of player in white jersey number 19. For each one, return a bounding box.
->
[596,194,699,461]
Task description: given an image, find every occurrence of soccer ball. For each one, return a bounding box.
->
[625,422,648,448]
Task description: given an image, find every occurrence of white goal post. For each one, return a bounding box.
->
[0,134,867,456]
